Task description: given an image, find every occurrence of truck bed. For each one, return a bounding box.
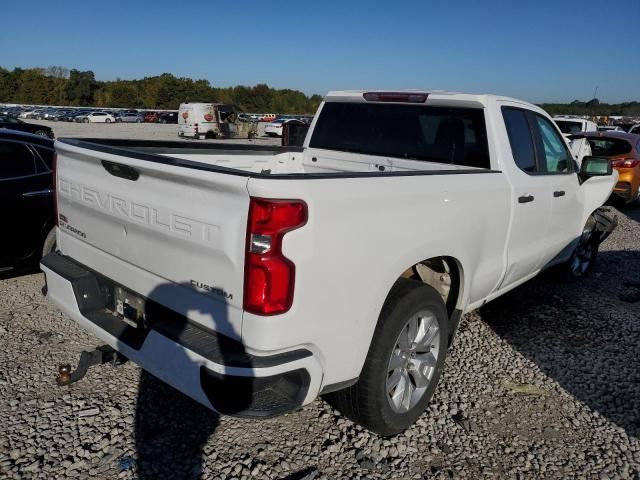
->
[58,138,493,177]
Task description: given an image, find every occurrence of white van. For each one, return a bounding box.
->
[553,116,598,137]
[178,103,238,139]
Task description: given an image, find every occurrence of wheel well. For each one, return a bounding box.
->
[398,256,462,318]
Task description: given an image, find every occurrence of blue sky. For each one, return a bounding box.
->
[2,0,639,103]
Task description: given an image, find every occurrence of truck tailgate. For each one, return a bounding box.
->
[54,140,250,337]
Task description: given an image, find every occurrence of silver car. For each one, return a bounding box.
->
[118,112,143,123]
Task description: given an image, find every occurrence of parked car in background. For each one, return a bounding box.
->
[48,110,73,121]
[629,124,640,135]
[118,112,143,123]
[73,111,90,122]
[83,112,115,123]
[157,112,177,124]
[0,130,56,273]
[553,116,597,137]
[571,131,640,205]
[264,118,291,137]
[598,126,624,132]
[0,115,54,138]
[1,106,24,118]
[144,111,159,123]
[20,109,45,120]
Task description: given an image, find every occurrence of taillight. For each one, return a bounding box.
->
[52,152,58,226]
[244,198,308,315]
[611,158,639,168]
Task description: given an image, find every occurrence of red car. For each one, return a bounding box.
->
[143,111,159,123]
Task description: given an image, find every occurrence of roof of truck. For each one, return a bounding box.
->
[324,90,535,108]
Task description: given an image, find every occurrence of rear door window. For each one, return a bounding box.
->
[0,141,37,179]
[502,108,536,173]
[310,102,490,169]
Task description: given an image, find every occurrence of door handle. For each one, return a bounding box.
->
[553,190,565,197]
[22,189,53,198]
[518,195,534,203]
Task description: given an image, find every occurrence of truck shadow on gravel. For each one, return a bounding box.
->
[478,250,640,440]
[132,282,251,479]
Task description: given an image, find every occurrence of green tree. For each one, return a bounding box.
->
[65,69,98,106]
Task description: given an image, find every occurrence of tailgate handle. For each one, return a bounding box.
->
[101,161,139,181]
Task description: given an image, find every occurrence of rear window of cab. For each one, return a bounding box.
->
[310,102,490,169]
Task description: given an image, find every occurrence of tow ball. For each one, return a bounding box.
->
[56,345,127,386]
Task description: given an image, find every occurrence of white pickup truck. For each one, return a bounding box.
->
[42,90,617,436]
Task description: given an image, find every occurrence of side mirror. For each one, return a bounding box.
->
[580,156,612,177]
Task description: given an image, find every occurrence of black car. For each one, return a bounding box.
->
[0,130,56,273]
[157,112,178,124]
[0,115,54,138]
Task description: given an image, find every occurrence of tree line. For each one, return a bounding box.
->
[538,98,640,117]
[1,66,639,117]
[0,66,323,114]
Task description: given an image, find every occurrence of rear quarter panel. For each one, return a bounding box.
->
[243,172,511,385]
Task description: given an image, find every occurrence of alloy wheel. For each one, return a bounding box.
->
[386,310,440,413]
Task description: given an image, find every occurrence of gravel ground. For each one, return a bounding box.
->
[1,132,639,479]
[23,119,282,146]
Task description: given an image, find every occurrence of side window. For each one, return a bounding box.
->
[0,141,36,179]
[533,115,573,173]
[502,108,536,173]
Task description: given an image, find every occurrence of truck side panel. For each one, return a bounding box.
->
[243,171,511,386]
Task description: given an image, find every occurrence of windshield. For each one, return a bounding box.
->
[310,102,490,168]
[555,120,584,134]
[587,138,632,156]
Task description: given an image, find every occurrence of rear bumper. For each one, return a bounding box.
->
[613,169,639,202]
[41,252,322,418]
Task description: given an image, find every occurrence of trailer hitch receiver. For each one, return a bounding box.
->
[56,345,127,386]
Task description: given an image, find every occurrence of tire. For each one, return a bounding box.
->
[563,216,598,279]
[34,130,49,137]
[327,278,448,436]
[42,228,56,259]
[105,118,111,123]
[626,188,640,207]
[83,118,89,123]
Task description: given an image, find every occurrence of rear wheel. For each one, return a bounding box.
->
[105,118,111,123]
[327,278,448,436]
[83,118,89,123]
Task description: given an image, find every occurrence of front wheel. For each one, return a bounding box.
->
[327,278,448,436]
[34,130,49,137]
[564,217,598,279]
